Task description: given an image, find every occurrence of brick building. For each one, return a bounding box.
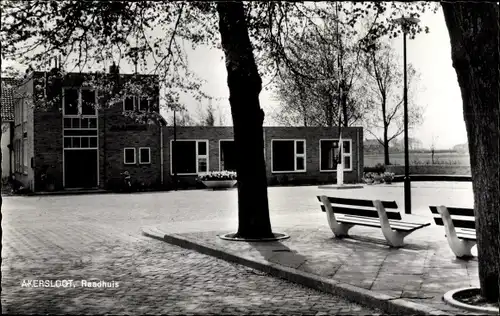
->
[12,68,165,192]
[164,126,364,187]
[12,69,363,192]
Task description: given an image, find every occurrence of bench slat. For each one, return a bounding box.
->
[429,206,474,217]
[320,205,402,220]
[336,216,429,232]
[317,196,398,209]
[433,217,476,230]
[340,214,423,228]
[447,229,477,241]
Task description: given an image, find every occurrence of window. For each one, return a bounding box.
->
[124,96,135,111]
[63,88,97,116]
[63,88,79,115]
[271,140,306,173]
[123,96,149,112]
[81,89,96,115]
[22,99,28,123]
[138,98,149,112]
[23,137,28,173]
[219,140,237,171]
[319,139,352,172]
[15,140,22,173]
[64,136,98,149]
[139,147,151,164]
[171,140,209,175]
[124,148,136,164]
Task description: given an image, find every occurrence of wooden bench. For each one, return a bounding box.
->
[429,205,476,258]
[317,195,431,247]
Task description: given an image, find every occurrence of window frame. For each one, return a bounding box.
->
[123,96,150,112]
[219,139,234,171]
[319,138,353,172]
[62,87,98,117]
[123,147,136,165]
[139,147,151,165]
[170,139,209,175]
[270,139,307,174]
[23,137,28,174]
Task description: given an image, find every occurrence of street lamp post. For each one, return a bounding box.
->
[394,16,419,215]
[173,109,177,191]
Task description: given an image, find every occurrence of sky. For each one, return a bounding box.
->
[167,6,468,150]
[2,4,468,150]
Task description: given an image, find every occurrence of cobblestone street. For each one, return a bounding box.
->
[1,193,381,315]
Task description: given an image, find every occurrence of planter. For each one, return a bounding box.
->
[373,176,383,184]
[443,287,499,314]
[384,178,393,184]
[202,180,237,189]
[364,179,374,185]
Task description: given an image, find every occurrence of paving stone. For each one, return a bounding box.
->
[2,194,380,315]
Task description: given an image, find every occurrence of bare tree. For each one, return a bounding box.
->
[270,3,371,128]
[196,99,216,126]
[363,44,423,165]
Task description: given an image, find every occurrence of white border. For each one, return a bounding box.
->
[169,139,209,175]
[319,138,353,172]
[123,147,136,165]
[270,139,307,173]
[139,147,151,164]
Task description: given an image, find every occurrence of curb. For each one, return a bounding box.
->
[142,227,452,316]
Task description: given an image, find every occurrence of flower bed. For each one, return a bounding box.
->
[197,171,237,181]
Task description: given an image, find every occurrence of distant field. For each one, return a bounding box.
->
[364,152,471,167]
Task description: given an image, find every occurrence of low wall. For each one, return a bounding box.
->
[386,165,471,175]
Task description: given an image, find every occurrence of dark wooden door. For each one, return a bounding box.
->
[64,149,98,188]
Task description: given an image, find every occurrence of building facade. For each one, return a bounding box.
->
[1,78,15,178]
[11,69,364,192]
[12,69,165,192]
[164,126,364,187]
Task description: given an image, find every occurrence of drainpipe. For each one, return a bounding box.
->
[357,128,361,182]
[160,125,164,185]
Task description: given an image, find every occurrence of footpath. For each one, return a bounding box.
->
[143,218,479,314]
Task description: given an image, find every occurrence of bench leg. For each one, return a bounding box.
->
[448,237,476,259]
[437,206,476,258]
[382,230,411,248]
[373,200,411,248]
[320,195,354,238]
[329,222,354,238]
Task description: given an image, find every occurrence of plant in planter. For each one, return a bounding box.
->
[40,168,57,192]
[363,172,375,185]
[383,172,395,184]
[198,171,237,189]
[373,173,383,184]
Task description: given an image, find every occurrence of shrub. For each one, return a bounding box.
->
[364,163,386,173]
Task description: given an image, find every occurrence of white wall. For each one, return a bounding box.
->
[1,122,11,178]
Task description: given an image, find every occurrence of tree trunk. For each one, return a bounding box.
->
[1,42,3,211]
[382,97,390,165]
[217,1,273,239]
[383,128,390,165]
[442,2,499,302]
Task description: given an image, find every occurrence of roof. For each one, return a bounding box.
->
[1,78,16,122]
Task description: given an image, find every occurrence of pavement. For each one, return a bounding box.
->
[1,190,383,315]
[1,182,487,315]
[141,183,485,315]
